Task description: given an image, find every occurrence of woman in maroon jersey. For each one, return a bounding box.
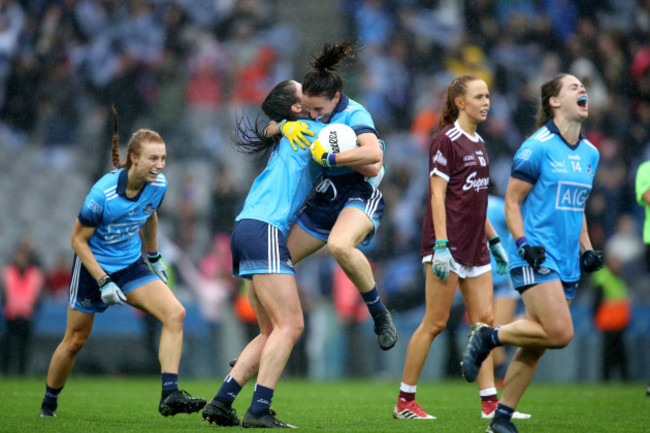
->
[393,75,526,420]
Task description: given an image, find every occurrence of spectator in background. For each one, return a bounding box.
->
[44,252,71,299]
[591,246,631,382]
[0,238,44,375]
[634,159,650,396]
[208,166,240,236]
[332,263,371,377]
[177,235,234,377]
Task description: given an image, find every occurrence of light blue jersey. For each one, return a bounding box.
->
[325,94,379,177]
[236,120,325,235]
[78,168,167,274]
[507,121,600,282]
[487,195,515,286]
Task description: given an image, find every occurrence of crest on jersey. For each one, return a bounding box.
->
[144,203,154,215]
[88,199,103,214]
[588,164,594,177]
[517,149,532,161]
[433,150,448,166]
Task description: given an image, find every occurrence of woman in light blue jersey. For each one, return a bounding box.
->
[203,80,328,428]
[461,74,603,433]
[40,110,205,418]
[281,40,398,353]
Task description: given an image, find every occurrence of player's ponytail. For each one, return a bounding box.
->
[534,73,567,131]
[438,75,480,130]
[303,40,357,98]
[111,106,126,169]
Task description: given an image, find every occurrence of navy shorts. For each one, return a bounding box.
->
[69,255,158,313]
[295,173,384,244]
[231,219,294,278]
[510,266,579,300]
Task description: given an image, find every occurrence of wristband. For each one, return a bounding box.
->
[488,236,500,246]
[434,239,448,248]
[278,119,287,132]
[327,153,337,167]
[97,275,112,288]
[515,236,528,249]
[148,251,161,262]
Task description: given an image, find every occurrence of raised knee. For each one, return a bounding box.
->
[549,327,573,348]
[327,240,347,259]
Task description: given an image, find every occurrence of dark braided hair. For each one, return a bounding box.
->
[303,40,357,99]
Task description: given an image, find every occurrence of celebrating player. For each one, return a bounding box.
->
[287,40,397,351]
[39,109,205,418]
[461,74,602,433]
[393,75,522,421]
[202,80,339,428]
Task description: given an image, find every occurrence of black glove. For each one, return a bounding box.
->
[518,243,546,270]
[581,249,604,273]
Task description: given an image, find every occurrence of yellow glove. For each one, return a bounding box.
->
[310,138,335,167]
[280,120,315,151]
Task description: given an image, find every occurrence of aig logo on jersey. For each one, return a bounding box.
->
[555,181,591,211]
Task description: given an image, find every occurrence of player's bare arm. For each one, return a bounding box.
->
[430,175,449,240]
[70,219,105,281]
[333,132,382,173]
[578,214,594,253]
[485,217,498,240]
[505,177,534,240]
[141,211,160,253]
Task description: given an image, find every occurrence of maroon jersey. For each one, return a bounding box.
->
[421,121,490,266]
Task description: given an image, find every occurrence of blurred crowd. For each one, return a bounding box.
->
[1,0,650,376]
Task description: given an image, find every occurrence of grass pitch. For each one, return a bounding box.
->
[1,377,648,432]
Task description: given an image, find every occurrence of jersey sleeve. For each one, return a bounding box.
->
[153,173,168,211]
[510,139,543,184]
[347,109,378,136]
[78,186,105,227]
[429,133,454,182]
[636,162,650,205]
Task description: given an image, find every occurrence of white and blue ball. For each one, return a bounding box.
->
[316,123,358,154]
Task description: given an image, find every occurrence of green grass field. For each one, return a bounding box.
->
[1,377,648,432]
